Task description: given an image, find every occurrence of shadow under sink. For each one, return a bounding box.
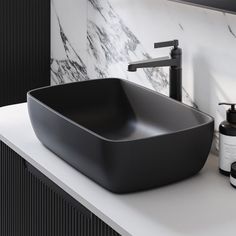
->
[27,78,214,193]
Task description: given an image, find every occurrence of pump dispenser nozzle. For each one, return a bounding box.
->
[219,102,236,124]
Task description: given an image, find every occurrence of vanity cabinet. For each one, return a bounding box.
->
[0,0,50,107]
[0,141,120,236]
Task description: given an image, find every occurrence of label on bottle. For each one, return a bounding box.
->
[219,134,236,172]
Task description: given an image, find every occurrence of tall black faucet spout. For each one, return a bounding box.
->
[128,57,179,72]
[128,40,182,102]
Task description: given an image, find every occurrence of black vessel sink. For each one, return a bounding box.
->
[27,78,214,193]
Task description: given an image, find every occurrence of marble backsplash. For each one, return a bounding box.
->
[51,0,236,141]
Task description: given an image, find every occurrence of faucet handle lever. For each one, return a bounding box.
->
[154,40,179,49]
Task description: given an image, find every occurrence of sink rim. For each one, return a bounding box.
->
[27,78,214,143]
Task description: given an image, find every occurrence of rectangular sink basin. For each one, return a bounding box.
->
[27,78,214,193]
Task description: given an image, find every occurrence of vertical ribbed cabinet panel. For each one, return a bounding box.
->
[0,0,50,107]
[0,141,120,236]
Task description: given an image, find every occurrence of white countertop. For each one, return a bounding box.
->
[0,103,236,236]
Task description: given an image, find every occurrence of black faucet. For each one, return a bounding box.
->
[128,40,182,102]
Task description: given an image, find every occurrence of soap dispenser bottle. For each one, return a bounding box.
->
[219,103,236,176]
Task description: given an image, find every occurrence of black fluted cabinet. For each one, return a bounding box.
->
[0,0,50,106]
[0,141,120,236]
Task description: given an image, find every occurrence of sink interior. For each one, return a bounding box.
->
[30,79,210,141]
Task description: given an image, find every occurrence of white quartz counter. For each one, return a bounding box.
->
[0,103,236,236]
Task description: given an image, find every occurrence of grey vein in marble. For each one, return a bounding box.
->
[223,12,236,39]
[228,25,236,38]
[87,0,167,91]
[179,23,184,31]
[51,12,88,85]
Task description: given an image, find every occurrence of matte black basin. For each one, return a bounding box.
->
[27,78,214,193]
